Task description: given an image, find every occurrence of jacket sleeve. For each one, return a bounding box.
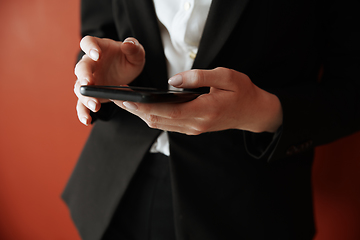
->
[245,0,360,162]
[80,0,119,40]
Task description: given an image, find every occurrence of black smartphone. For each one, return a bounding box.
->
[80,85,201,103]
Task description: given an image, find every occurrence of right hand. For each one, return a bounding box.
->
[74,36,146,125]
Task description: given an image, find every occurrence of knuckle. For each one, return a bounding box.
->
[80,36,98,53]
[145,114,159,124]
[79,38,87,50]
[146,122,157,129]
[218,67,233,82]
[214,66,224,72]
[145,116,158,129]
[74,86,81,98]
[186,120,208,135]
[191,112,219,134]
[74,61,84,77]
[215,67,238,84]
[74,63,80,76]
[76,101,82,112]
[191,69,204,86]
[80,35,91,46]
[193,124,209,134]
[168,108,181,119]
[186,128,202,136]
[201,106,220,122]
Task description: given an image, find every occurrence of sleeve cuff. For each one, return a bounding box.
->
[243,126,283,162]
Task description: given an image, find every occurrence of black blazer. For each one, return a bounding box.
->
[62,0,360,239]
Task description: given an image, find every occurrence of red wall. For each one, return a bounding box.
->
[0,1,359,239]
[0,1,85,239]
[313,133,360,239]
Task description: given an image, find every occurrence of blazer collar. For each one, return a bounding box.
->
[123,0,250,81]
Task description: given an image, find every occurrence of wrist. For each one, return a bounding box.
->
[246,88,283,133]
[264,92,283,133]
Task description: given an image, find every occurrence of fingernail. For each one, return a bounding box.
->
[124,39,136,45]
[89,49,99,61]
[168,75,183,87]
[80,78,89,86]
[88,100,97,111]
[80,117,88,125]
[123,101,138,110]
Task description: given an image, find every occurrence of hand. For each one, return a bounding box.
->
[112,67,283,135]
[74,36,146,125]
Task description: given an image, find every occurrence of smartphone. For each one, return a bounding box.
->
[80,85,201,103]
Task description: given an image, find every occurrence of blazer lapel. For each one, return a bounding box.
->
[121,0,169,88]
[119,0,251,84]
[193,0,251,69]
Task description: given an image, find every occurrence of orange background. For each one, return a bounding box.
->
[0,1,359,239]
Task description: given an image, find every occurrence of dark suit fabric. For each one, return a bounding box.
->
[62,0,360,240]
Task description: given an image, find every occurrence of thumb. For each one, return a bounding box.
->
[168,68,237,90]
[121,37,146,66]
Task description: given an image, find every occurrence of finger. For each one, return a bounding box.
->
[74,55,96,84]
[121,37,146,66]
[143,121,202,135]
[74,79,100,112]
[80,36,101,61]
[168,67,241,90]
[114,101,202,135]
[142,115,205,135]
[76,99,92,126]
[113,95,209,120]
[118,101,191,120]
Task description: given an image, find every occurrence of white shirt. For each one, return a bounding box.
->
[150,0,212,156]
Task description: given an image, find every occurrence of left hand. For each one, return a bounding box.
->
[74,36,146,125]
[112,67,283,135]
